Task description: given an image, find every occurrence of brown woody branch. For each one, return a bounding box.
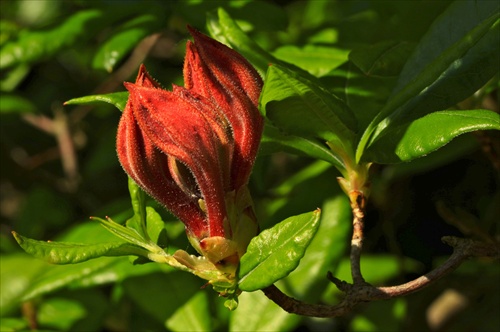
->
[262,190,499,319]
[263,236,498,317]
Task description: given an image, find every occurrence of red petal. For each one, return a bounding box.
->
[116,100,207,237]
[125,83,232,237]
[184,27,264,189]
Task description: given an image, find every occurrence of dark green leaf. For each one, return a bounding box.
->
[123,272,207,327]
[0,10,103,69]
[273,44,349,77]
[12,232,142,264]
[324,65,397,131]
[357,1,500,161]
[364,109,500,163]
[349,40,415,77]
[260,64,357,158]
[392,1,499,98]
[64,92,129,112]
[238,209,321,292]
[92,14,163,72]
[350,299,407,332]
[0,94,36,114]
[259,124,344,169]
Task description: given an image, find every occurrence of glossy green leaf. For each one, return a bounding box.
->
[238,209,321,291]
[12,232,142,264]
[229,291,301,332]
[0,94,36,114]
[273,44,349,77]
[364,109,500,163]
[92,14,163,72]
[259,124,344,169]
[357,0,500,161]
[280,195,351,302]
[10,222,166,303]
[260,63,356,157]
[92,216,155,252]
[326,66,397,131]
[64,92,129,112]
[20,257,164,304]
[349,40,415,77]
[392,1,499,98]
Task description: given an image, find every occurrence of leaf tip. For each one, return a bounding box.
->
[11,231,22,244]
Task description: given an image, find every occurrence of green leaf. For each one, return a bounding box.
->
[261,64,356,154]
[12,232,142,264]
[357,0,500,161]
[260,64,358,173]
[206,7,278,77]
[273,44,349,77]
[0,10,103,69]
[21,257,124,302]
[92,14,163,72]
[0,94,36,114]
[238,209,321,292]
[126,177,149,241]
[364,109,500,163]
[64,92,129,112]
[259,124,344,169]
[349,40,416,77]
[37,297,87,331]
[165,291,211,332]
[350,299,407,332]
[123,272,207,327]
[0,253,48,316]
[229,291,301,332]
[0,318,28,331]
[280,195,351,302]
[327,66,397,131]
[92,216,153,252]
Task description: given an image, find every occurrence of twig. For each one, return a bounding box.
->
[348,190,367,285]
[262,236,499,317]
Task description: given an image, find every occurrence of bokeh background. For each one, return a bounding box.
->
[1,1,498,331]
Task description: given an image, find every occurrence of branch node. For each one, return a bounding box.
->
[326,271,351,292]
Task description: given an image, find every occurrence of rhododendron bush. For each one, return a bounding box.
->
[1,1,499,331]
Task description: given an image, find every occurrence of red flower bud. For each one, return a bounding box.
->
[116,28,263,274]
